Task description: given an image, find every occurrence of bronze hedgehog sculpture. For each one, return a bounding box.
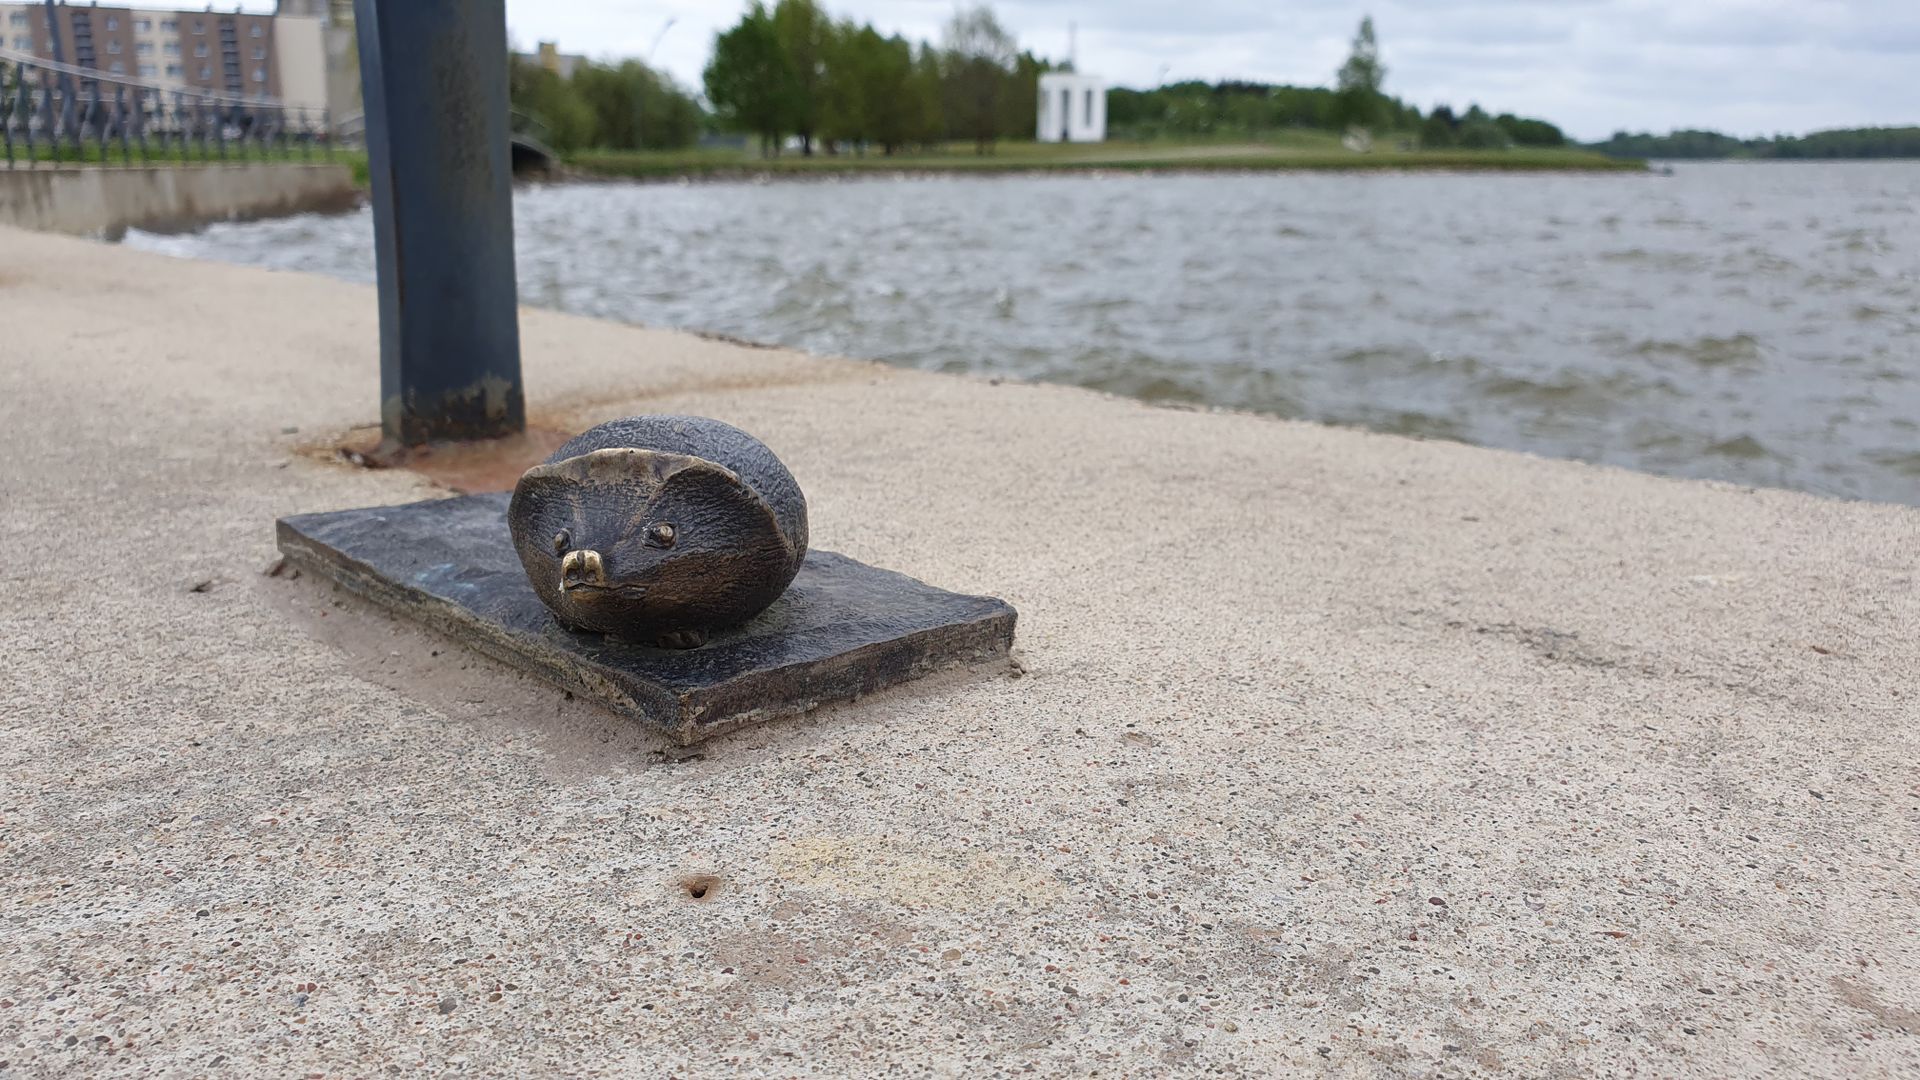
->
[508,416,808,649]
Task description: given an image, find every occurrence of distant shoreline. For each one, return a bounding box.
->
[565,146,1647,185]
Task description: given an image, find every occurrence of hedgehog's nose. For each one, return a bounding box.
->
[559,549,606,591]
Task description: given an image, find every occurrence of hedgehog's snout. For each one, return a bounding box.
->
[559,549,607,592]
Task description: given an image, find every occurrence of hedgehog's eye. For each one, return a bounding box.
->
[551,528,571,555]
[645,522,677,549]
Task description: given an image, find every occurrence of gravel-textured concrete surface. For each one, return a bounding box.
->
[2,224,1917,1077]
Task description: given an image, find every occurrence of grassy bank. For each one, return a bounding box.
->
[4,147,370,185]
[570,137,1644,182]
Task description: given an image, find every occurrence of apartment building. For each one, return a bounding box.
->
[0,2,330,113]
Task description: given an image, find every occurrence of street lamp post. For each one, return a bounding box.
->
[353,0,524,448]
[648,16,678,63]
[635,16,676,151]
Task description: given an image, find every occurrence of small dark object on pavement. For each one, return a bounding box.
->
[508,416,809,649]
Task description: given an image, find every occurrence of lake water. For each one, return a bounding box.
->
[126,162,1920,505]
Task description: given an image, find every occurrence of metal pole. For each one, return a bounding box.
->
[353,0,524,448]
[639,17,677,150]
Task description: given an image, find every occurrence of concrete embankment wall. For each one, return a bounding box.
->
[0,163,358,236]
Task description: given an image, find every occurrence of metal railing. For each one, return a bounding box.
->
[1,47,333,169]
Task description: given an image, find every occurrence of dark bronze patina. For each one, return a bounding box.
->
[508,416,809,648]
[275,492,1015,743]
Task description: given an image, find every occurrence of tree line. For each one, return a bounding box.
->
[1589,127,1920,160]
[703,1,1049,155]
[1106,18,1565,149]
[504,6,1579,156]
[1109,85,1565,148]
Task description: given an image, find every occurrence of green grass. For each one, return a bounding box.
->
[3,143,369,184]
[570,137,1644,181]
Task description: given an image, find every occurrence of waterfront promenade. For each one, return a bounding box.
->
[2,224,1916,1076]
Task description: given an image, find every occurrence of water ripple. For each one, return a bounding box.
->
[124,161,1920,505]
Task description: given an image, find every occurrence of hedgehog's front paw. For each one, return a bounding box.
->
[654,628,708,650]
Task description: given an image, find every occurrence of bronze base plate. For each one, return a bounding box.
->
[276,493,1017,744]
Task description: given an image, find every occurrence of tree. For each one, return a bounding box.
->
[1105,86,1153,131]
[820,20,879,151]
[906,43,947,149]
[1097,73,1576,149]
[1420,104,1457,148]
[1587,129,1750,159]
[509,54,596,153]
[1493,112,1566,147]
[1223,90,1274,137]
[1454,103,1508,149]
[1000,50,1051,140]
[572,61,701,150]
[772,0,831,155]
[1764,127,1920,159]
[821,27,938,154]
[1332,15,1387,133]
[704,3,792,156]
[942,4,1017,153]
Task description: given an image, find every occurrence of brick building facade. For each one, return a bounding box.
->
[0,2,328,110]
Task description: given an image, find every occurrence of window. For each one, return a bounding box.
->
[106,40,121,55]
[135,18,151,32]
[105,17,119,31]
[11,35,29,49]
[137,63,157,77]
[1084,89,1093,126]
[164,42,179,55]
[250,25,263,38]
[109,61,125,75]
[165,63,181,77]
[252,46,265,60]
[6,13,26,28]
[198,65,210,80]
[160,19,178,32]
[193,20,204,34]
[136,41,153,54]
[194,43,207,57]
[252,67,264,82]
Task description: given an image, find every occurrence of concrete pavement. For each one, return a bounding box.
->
[1,224,1916,1077]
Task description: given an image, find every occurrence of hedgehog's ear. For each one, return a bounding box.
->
[659,458,791,555]
[511,456,583,511]
[652,454,744,490]
[509,459,574,552]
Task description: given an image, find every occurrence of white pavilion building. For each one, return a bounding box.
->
[1036,71,1107,143]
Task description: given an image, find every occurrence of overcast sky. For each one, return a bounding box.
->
[500,0,1915,141]
[97,1,1912,140]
